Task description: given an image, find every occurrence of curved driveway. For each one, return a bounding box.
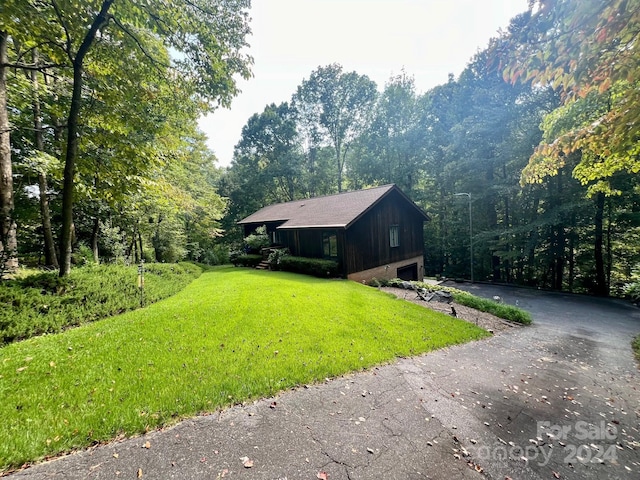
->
[9,283,640,480]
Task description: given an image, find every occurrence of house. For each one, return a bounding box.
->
[237,184,430,282]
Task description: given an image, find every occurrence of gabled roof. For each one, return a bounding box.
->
[238,184,429,230]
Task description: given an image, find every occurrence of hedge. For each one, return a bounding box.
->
[278,256,340,278]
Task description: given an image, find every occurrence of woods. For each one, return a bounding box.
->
[1,0,639,296]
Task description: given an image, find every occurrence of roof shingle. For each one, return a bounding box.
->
[238,184,428,229]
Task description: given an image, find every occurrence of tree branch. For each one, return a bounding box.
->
[109,16,170,71]
[50,0,73,62]
[2,61,64,71]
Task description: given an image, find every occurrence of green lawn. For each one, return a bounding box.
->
[0,266,488,471]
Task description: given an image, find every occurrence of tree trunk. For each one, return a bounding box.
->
[91,216,99,263]
[503,194,512,283]
[553,172,565,290]
[593,192,607,296]
[31,51,58,268]
[58,1,114,276]
[0,31,18,273]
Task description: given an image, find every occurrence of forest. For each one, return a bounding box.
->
[1,0,639,297]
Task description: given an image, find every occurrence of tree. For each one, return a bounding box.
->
[500,0,640,192]
[3,0,252,276]
[293,64,377,192]
[352,72,425,196]
[0,32,18,274]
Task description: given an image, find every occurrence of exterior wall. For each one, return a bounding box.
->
[347,255,424,283]
[276,229,344,259]
[343,189,426,274]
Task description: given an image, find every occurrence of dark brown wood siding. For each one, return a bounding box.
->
[277,228,345,269]
[343,189,425,274]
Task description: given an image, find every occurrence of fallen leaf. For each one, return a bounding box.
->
[112,453,119,458]
[240,456,254,468]
[317,472,328,480]
[137,468,143,478]
[143,441,150,449]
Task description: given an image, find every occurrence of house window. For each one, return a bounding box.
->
[390,225,399,248]
[323,232,338,257]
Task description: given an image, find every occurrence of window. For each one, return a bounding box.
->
[323,232,338,257]
[390,225,399,248]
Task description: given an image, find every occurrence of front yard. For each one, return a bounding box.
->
[0,266,488,472]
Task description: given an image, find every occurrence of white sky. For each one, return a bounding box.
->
[198,0,530,167]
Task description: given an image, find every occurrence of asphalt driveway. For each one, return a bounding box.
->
[7,284,640,479]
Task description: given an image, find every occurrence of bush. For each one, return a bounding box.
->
[267,248,289,270]
[244,225,270,253]
[278,256,340,278]
[231,254,262,268]
[0,262,202,344]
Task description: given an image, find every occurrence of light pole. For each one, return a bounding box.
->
[454,193,473,283]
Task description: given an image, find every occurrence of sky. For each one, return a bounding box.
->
[198,0,530,167]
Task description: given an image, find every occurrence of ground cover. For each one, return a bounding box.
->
[0,266,488,472]
[0,263,202,344]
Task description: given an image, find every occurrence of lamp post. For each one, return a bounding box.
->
[454,192,473,283]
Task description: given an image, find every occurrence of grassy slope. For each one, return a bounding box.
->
[0,267,488,471]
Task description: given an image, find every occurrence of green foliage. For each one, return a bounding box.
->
[244,225,270,252]
[267,248,289,270]
[293,63,378,192]
[0,267,487,471]
[622,281,640,304]
[633,335,640,363]
[230,254,262,267]
[0,263,201,344]
[201,244,230,265]
[278,256,340,278]
[72,243,95,266]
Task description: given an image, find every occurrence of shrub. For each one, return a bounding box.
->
[202,244,230,265]
[231,254,262,267]
[267,248,289,270]
[623,281,640,303]
[244,225,270,253]
[278,256,340,278]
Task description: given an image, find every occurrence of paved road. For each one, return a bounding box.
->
[8,284,640,479]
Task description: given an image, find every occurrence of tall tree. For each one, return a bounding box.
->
[293,64,377,192]
[0,31,18,273]
[4,0,252,276]
[352,72,424,195]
